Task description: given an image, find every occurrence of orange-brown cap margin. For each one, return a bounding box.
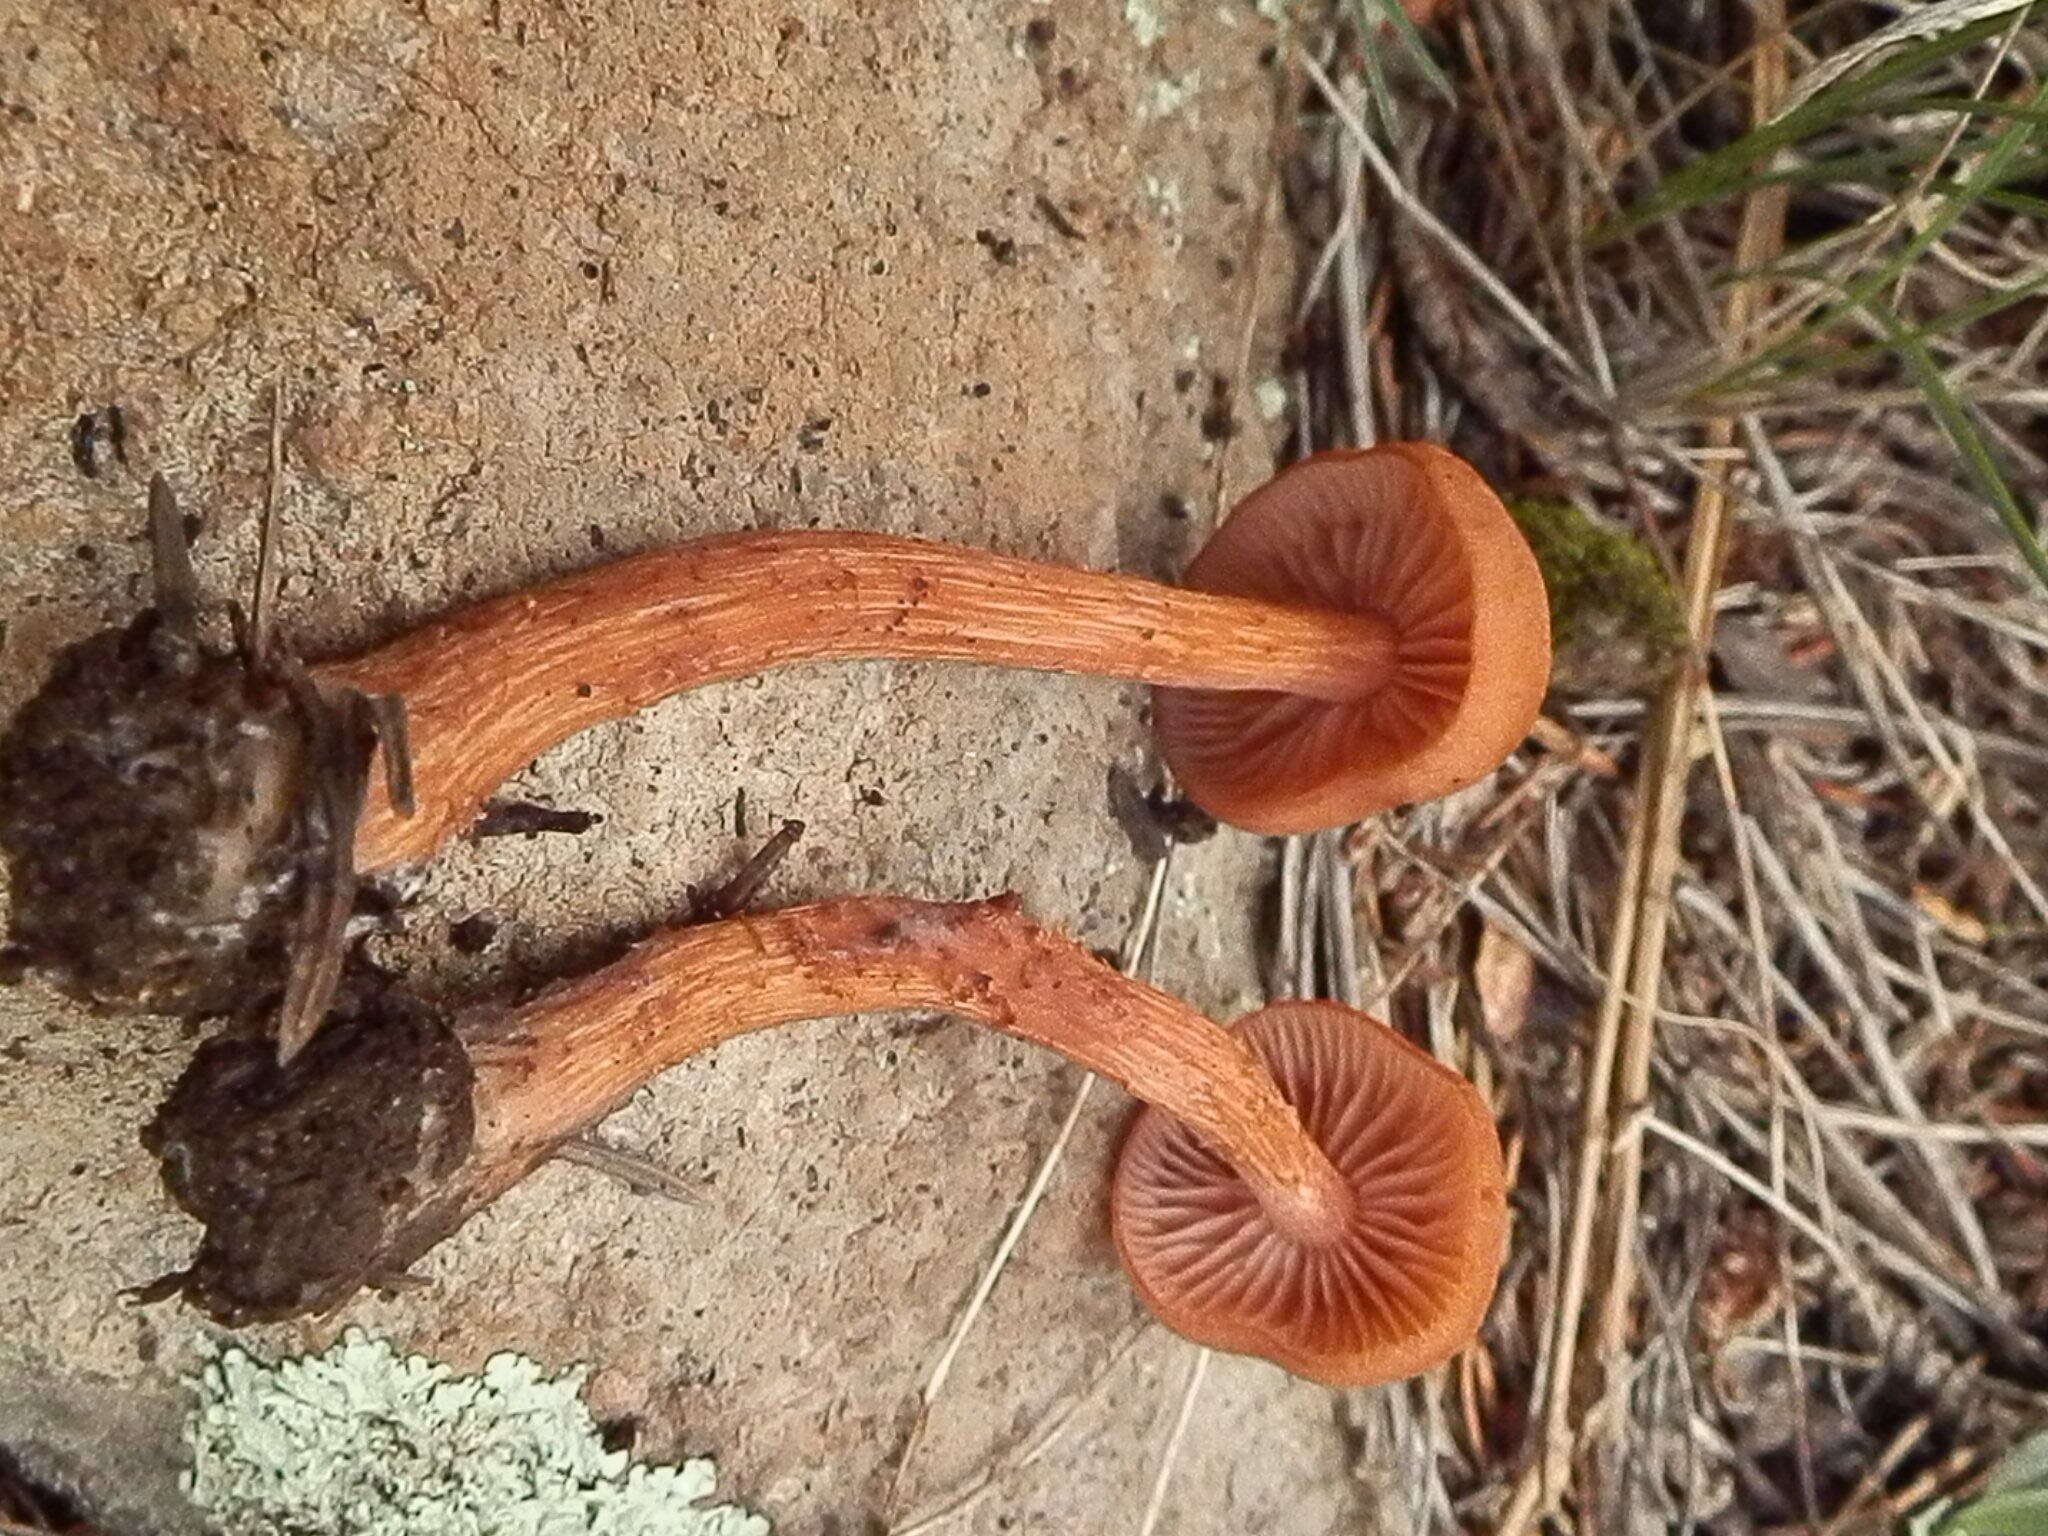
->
[1111,999,1509,1387]
[1154,443,1550,834]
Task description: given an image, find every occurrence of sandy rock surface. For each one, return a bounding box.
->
[0,2,1372,1530]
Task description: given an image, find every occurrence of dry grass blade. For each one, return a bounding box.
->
[883,850,1173,1520]
[1137,1348,1211,1536]
[887,1323,1155,1536]
[1506,15,1794,1527]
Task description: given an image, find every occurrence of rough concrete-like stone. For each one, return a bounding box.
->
[0,2,1370,1531]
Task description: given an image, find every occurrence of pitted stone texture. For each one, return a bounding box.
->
[0,2,1364,1531]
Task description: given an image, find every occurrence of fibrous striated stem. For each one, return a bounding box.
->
[317,532,1396,865]
[462,895,1355,1241]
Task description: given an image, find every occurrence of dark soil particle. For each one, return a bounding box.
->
[448,913,500,954]
[143,973,476,1325]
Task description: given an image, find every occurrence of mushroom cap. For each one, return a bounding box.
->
[1154,443,1550,834]
[1111,999,1508,1387]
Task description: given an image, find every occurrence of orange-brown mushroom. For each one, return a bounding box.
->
[2,444,1544,1024]
[324,443,1542,860]
[1113,998,1507,1386]
[144,896,1505,1387]
[1153,443,1551,834]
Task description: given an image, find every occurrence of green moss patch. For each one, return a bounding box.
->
[1509,497,1688,694]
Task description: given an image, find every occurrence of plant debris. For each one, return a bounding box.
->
[1274,0,2048,1529]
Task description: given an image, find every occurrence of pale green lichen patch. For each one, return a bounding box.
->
[1508,496,1688,695]
[1141,173,1185,223]
[1125,0,1164,47]
[1142,70,1202,120]
[185,1330,769,1536]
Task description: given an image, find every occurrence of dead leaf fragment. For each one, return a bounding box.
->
[1912,885,1991,945]
[1473,920,1535,1040]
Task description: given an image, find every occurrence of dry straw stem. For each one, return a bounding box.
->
[881,854,1172,1525]
[1511,3,1791,1528]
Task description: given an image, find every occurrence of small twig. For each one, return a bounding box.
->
[251,377,287,672]
[692,819,805,920]
[555,1137,698,1204]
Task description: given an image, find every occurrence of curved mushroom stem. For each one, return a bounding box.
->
[318,532,1398,865]
[468,895,1355,1241]
[147,895,1358,1325]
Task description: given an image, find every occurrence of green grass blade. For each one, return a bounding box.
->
[1707,266,2048,395]
[1906,93,2048,125]
[1981,186,2048,215]
[1367,0,1453,101]
[1980,1430,2048,1500]
[1707,144,1924,195]
[1599,4,2040,239]
[1868,300,2048,591]
[1706,85,2045,394]
[1933,1489,2048,1536]
[1725,132,2048,199]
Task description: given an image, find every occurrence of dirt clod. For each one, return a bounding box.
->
[0,612,315,1017]
[143,974,475,1326]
